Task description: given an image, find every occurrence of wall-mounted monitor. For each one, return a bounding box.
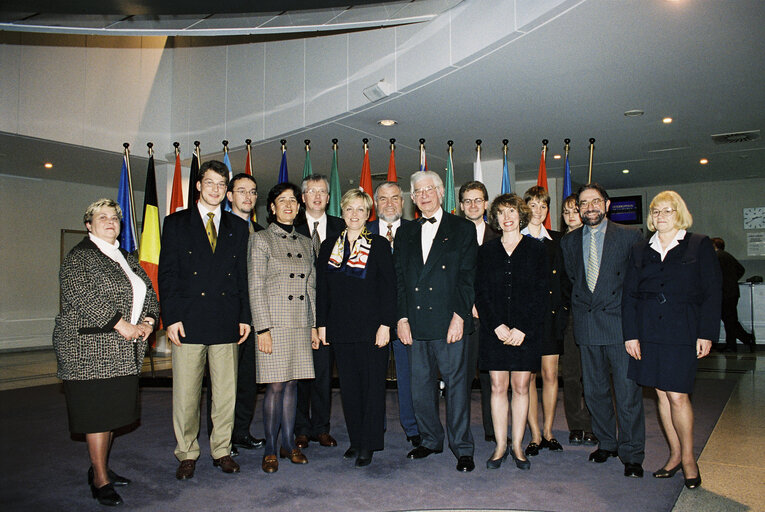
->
[608,195,643,225]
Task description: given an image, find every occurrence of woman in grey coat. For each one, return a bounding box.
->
[53,198,159,506]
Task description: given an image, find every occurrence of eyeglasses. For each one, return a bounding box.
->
[650,208,676,217]
[202,179,227,190]
[578,198,604,209]
[413,185,437,198]
[234,189,257,197]
[305,188,328,196]
[461,198,485,206]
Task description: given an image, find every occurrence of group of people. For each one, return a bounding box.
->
[54,159,727,506]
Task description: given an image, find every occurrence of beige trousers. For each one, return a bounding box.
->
[172,343,238,461]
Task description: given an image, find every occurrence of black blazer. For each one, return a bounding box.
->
[541,230,569,343]
[158,208,251,344]
[622,233,722,346]
[717,249,745,300]
[394,211,478,340]
[295,214,345,246]
[315,233,397,344]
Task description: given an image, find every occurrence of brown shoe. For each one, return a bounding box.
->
[176,459,196,480]
[279,447,308,464]
[295,435,309,449]
[316,433,338,447]
[212,455,240,474]
[261,455,278,473]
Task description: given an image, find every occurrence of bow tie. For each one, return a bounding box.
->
[419,216,437,224]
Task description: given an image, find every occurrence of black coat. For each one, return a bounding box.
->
[717,249,745,300]
[315,232,397,344]
[541,231,570,345]
[295,214,345,249]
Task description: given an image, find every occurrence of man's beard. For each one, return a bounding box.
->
[581,211,606,226]
[378,212,402,223]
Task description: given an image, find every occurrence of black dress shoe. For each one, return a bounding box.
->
[583,432,598,446]
[524,442,540,457]
[540,437,563,452]
[233,434,265,450]
[406,434,422,447]
[407,445,442,459]
[568,430,584,445]
[456,455,475,472]
[90,482,123,506]
[511,450,531,470]
[88,467,131,487]
[653,463,682,478]
[589,448,618,463]
[343,447,358,459]
[624,462,644,478]
[355,449,373,467]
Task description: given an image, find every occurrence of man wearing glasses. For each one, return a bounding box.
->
[395,171,478,472]
[560,183,645,478]
[159,160,252,480]
[295,174,345,449]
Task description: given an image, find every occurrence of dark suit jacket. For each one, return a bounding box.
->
[295,214,345,246]
[717,249,745,300]
[622,233,722,346]
[542,230,569,344]
[394,210,478,340]
[158,208,251,344]
[560,220,642,346]
[367,218,411,339]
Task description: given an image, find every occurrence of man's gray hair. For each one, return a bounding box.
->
[410,171,444,196]
[374,181,403,203]
[301,174,330,193]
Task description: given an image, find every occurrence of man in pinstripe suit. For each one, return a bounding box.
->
[560,183,645,478]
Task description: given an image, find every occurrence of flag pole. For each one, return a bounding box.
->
[564,138,570,157]
[541,138,548,162]
[390,138,395,152]
[146,141,154,222]
[587,137,596,184]
[245,138,252,174]
[123,142,138,253]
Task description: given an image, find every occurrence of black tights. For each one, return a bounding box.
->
[262,380,297,455]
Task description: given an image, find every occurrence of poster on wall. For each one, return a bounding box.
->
[747,232,765,257]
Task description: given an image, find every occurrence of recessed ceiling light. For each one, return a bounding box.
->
[377,119,397,126]
[699,158,709,165]
[662,117,673,124]
[624,109,644,117]
[44,162,53,169]
[553,154,561,160]
[622,169,630,174]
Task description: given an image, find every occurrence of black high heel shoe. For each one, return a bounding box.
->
[652,463,682,478]
[88,467,131,487]
[90,482,123,506]
[511,450,531,470]
[684,466,702,489]
[486,448,509,469]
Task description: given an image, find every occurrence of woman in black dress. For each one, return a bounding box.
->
[315,189,396,467]
[475,194,547,470]
[623,190,721,489]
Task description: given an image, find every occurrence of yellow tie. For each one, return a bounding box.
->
[206,212,217,252]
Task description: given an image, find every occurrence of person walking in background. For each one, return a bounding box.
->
[623,191,721,489]
[711,237,756,353]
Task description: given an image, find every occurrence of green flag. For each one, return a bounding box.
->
[444,145,456,214]
[302,144,313,179]
[328,144,341,217]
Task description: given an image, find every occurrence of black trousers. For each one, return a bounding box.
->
[467,318,493,437]
[721,296,752,349]
[334,342,389,451]
[560,315,592,432]
[295,342,334,436]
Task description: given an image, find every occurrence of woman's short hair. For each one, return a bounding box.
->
[646,190,693,231]
[488,193,531,232]
[83,198,122,225]
[266,182,303,224]
[523,185,550,206]
[562,193,579,210]
[340,188,373,213]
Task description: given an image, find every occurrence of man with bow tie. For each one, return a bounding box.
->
[393,171,478,473]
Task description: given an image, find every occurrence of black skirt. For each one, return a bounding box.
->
[627,342,697,394]
[63,375,140,434]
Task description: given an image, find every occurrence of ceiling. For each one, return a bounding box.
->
[1,0,764,196]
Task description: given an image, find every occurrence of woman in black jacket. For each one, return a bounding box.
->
[315,189,396,467]
[475,194,547,470]
[623,190,721,489]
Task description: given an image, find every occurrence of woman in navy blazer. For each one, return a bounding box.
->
[623,191,721,490]
[315,189,396,467]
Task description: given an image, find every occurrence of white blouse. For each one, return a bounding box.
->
[89,233,147,324]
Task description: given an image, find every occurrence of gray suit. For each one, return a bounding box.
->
[560,219,645,464]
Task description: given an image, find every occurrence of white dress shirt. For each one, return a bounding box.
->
[306,211,328,242]
[197,202,222,233]
[378,218,402,239]
[421,208,443,263]
[521,224,553,241]
[649,229,686,261]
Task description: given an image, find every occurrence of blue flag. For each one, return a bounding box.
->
[223,151,233,212]
[563,152,572,199]
[278,150,288,184]
[501,150,511,194]
[117,155,137,253]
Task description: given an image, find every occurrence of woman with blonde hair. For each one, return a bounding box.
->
[623,190,721,489]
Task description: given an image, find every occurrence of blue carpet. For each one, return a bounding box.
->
[0,377,736,512]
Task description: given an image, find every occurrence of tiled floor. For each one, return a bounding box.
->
[1,345,762,511]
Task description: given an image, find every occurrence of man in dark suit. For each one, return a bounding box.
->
[367,181,421,448]
[159,160,251,480]
[294,174,345,448]
[458,180,498,443]
[560,183,645,478]
[395,171,478,473]
[712,237,755,352]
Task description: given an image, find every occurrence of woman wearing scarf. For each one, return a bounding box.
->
[315,189,396,467]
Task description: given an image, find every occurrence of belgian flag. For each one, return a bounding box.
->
[139,152,161,319]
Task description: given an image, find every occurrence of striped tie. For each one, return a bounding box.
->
[311,221,321,257]
[587,228,599,292]
[206,212,217,253]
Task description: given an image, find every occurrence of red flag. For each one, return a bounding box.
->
[537,146,551,230]
[244,143,252,176]
[359,142,376,221]
[387,141,397,182]
[169,148,184,213]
